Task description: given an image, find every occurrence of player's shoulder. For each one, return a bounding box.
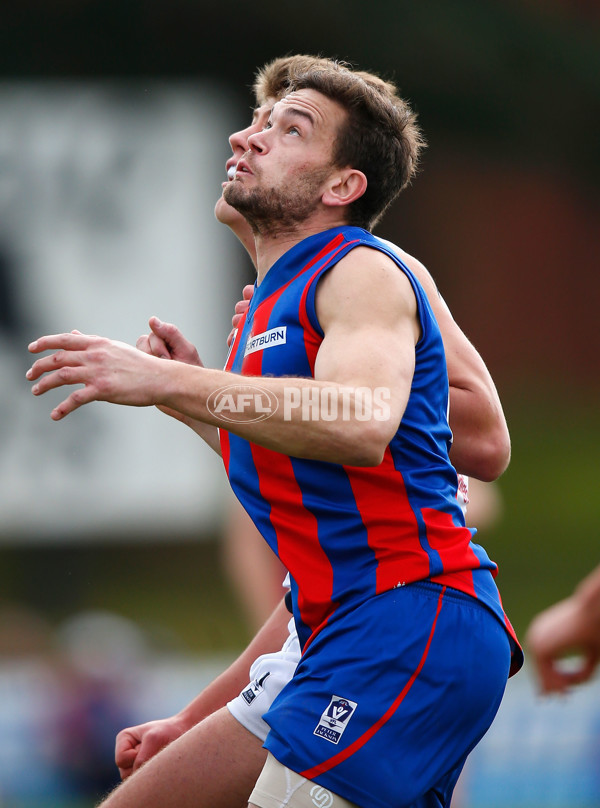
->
[317,241,418,329]
[328,243,414,296]
[376,238,438,293]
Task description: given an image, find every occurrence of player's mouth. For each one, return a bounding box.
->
[223,159,238,188]
[235,159,252,177]
[222,158,253,189]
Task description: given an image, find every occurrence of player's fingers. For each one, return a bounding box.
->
[131,740,162,773]
[26,349,87,382]
[28,332,94,354]
[30,372,97,420]
[115,745,139,772]
[132,724,180,772]
[563,652,600,686]
[529,654,565,694]
[539,673,569,694]
[116,739,139,781]
[115,730,139,760]
[50,387,97,420]
[242,284,254,301]
[149,317,201,365]
[148,331,171,359]
[538,655,590,694]
[148,316,182,344]
[29,362,90,396]
[136,334,152,354]
[234,299,250,315]
[149,317,183,350]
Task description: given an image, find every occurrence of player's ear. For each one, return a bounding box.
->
[322,169,367,209]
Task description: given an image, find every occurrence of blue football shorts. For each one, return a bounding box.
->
[262,581,512,808]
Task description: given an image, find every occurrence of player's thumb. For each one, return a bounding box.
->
[149,316,169,333]
[149,316,179,345]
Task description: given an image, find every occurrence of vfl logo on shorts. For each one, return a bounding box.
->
[244,326,287,356]
[314,695,357,744]
[241,672,270,706]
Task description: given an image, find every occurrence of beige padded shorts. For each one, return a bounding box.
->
[249,752,359,808]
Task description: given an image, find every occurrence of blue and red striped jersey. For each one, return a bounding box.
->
[220,226,522,675]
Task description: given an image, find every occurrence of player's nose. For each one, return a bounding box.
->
[229,121,258,155]
[247,129,267,154]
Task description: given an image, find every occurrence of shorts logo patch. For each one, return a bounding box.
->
[241,672,270,705]
[310,785,334,808]
[314,695,357,744]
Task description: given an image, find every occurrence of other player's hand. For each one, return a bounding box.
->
[525,595,600,694]
[115,716,189,780]
[227,285,253,347]
[137,317,203,367]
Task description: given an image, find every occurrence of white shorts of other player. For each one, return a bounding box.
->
[227,617,300,742]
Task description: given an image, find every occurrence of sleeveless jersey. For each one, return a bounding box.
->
[220,225,522,675]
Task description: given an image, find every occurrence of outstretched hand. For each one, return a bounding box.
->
[27,330,167,420]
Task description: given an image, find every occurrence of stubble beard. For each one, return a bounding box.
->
[223,167,332,239]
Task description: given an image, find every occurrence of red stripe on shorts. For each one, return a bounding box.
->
[300,585,446,780]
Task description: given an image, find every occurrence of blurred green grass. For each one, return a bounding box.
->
[480,392,599,640]
[0,394,597,654]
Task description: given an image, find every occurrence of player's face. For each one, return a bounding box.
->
[223,89,345,236]
[214,99,274,229]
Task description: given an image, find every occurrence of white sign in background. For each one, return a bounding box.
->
[0,82,243,543]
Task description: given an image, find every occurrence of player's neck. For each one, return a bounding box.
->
[254,212,348,284]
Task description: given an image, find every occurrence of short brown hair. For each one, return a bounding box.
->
[287,64,425,230]
[253,55,349,106]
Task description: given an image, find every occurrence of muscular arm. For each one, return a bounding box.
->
[232,250,510,481]
[27,248,418,467]
[390,247,510,481]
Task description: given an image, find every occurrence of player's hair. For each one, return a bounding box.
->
[253,55,348,106]
[287,64,425,230]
